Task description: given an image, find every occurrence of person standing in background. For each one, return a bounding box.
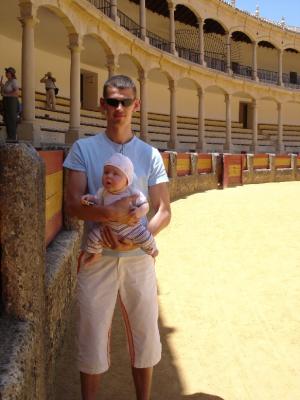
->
[40,72,56,110]
[0,67,19,142]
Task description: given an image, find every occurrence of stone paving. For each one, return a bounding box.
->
[55,181,300,400]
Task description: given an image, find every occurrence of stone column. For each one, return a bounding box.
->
[168,2,176,55]
[252,41,258,81]
[67,34,82,144]
[106,54,118,78]
[196,87,206,151]
[168,79,178,150]
[226,33,232,74]
[18,5,41,146]
[278,49,283,86]
[251,99,258,153]
[198,18,205,66]
[277,102,284,153]
[224,93,232,152]
[0,144,47,399]
[139,0,146,40]
[138,70,148,142]
[111,0,118,22]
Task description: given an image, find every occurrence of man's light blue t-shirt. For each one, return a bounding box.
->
[63,132,169,256]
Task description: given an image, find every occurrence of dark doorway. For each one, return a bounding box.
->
[239,102,249,128]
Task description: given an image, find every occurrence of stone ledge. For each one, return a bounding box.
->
[45,229,81,399]
[0,317,37,400]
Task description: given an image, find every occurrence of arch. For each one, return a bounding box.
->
[285,99,300,105]
[174,2,202,25]
[229,27,256,43]
[204,18,228,35]
[177,76,201,91]
[231,31,252,44]
[283,46,300,54]
[232,91,255,100]
[204,84,228,95]
[174,4,198,27]
[117,53,144,75]
[37,4,77,35]
[83,33,114,57]
[258,39,278,50]
[148,67,174,83]
[258,95,279,104]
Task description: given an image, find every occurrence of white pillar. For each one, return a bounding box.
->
[252,41,258,81]
[251,99,258,153]
[277,102,284,152]
[278,49,283,86]
[168,79,178,150]
[138,70,148,143]
[106,55,118,78]
[139,0,146,41]
[226,33,232,75]
[198,18,205,66]
[224,94,232,152]
[111,0,118,22]
[18,6,41,145]
[67,33,82,144]
[196,88,206,151]
[168,2,176,55]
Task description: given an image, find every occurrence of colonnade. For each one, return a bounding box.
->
[17,2,286,153]
[132,0,288,83]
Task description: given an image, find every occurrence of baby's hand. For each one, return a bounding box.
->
[81,194,98,206]
[127,207,141,226]
[82,251,101,267]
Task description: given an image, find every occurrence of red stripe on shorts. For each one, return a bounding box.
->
[77,251,85,274]
[118,293,135,366]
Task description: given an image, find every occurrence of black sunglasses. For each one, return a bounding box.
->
[105,98,135,108]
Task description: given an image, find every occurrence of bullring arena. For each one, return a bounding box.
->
[1,0,300,399]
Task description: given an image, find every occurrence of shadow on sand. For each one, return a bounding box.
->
[54,301,224,400]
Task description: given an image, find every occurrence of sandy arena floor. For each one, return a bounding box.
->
[55,181,300,400]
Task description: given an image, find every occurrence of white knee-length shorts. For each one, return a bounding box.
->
[76,252,161,374]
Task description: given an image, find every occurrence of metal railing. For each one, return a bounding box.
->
[177,47,200,64]
[89,0,111,18]
[87,0,300,91]
[205,51,226,72]
[146,30,171,53]
[257,68,278,83]
[282,72,300,89]
[232,63,253,78]
[117,9,141,38]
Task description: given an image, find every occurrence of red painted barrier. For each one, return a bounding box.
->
[160,152,169,176]
[253,154,269,170]
[176,153,190,176]
[38,150,64,246]
[197,153,213,173]
[223,154,244,188]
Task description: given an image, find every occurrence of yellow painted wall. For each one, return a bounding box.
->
[1,28,300,126]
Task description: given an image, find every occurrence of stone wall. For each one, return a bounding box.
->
[243,153,300,184]
[0,144,81,400]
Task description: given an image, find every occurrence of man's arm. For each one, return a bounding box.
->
[64,169,138,223]
[147,182,171,236]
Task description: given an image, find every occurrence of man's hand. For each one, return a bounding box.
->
[101,226,137,251]
[108,194,139,224]
[81,194,99,206]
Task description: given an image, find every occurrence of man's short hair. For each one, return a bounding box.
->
[103,75,137,98]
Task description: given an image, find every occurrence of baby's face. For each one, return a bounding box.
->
[102,165,128,193]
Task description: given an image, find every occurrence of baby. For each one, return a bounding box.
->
[81,153,158,265]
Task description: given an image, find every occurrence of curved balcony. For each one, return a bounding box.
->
[88,0,300,92]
